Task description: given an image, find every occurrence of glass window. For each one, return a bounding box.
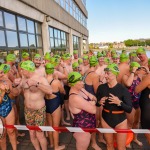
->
[17,17,26,31]
[49,27,53,38]
[35,23,41,34]
[0,50,7,64]
[0,11,3,27]
[36,35,42,47]
[28,34,36,47]
[0,30,6,46]
[58,30,60,39]
[27,20,35,33]
[50,38,54,49]
[6,31,18,47]
[4,12,16,30]
[19,33,28,47]
[55,39,58,48]
[60,0,65,8]
[54,29,58,38]
[58,39,61,47]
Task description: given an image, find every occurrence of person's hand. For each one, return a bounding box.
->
[108,93,121,106]
[132,67,138,74]
[99,96,107,106]
[13,78,22,86]
[26,79,38,87]
[89,100,96,106]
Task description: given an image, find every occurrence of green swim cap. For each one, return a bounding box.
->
[63,53,71,60]
[54,55,61,59]
[130,62,140,71]
[83,55,89,60]
[20,60,35,72]
[129,51,137,57]
[44,52,51,61]
[111,50,116,54]
[97,52,103,58]
[102,51,106,56]
[78,58,83,64]
[72,62,79,69]
[34,53,41,59]
[73,50,78,54]
[51,57,60,67]
[68,72,82,86]
[120,53,129,62]
[104,57,111,64]
[22,52,29,59]
[136,47,146,54]
[112,54,118,59]
[89,56,98,67]
[0,64,10,74]
[45,63,54,74]
[104,63,120,76]
[6,54,16,62]
[83,50,88,54]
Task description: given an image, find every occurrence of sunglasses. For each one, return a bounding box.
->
[137,67,147,73]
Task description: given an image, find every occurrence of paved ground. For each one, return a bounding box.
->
[6,125,150,150]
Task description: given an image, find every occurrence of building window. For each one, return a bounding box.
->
[0,9,43,62]
[49,27,69,55]
[55,0,87,28]
[73,35,79,50]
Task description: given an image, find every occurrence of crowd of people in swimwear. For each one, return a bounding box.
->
[0,47,150,150]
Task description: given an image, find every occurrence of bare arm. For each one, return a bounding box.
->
[135,74,150,93]
[122,73,134,87]
[92,73,100,93]
[70,95,96,114]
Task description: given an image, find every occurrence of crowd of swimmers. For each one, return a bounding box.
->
[0,47,150,150]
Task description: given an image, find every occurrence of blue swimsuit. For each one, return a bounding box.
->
[0,94,12,118]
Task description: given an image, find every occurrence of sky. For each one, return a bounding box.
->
[86,0,150,43]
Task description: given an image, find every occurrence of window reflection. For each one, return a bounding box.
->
[27,20,35,33]
[0,11,3,27]
[28,34,36,47]
[6,31,18,47]
[4,12,16,30]
[0,30,6,46]
[19,33,28,47]
[35,23,41,34]
[18,17,26,31]
[36,35,42,47]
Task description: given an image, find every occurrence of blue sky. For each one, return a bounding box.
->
[87,0,150,43]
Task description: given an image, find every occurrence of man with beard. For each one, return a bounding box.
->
[33,54,46,77]
[136,47,149,67]
[13,60,52,150]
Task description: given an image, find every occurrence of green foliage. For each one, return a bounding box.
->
[124,39,148,47]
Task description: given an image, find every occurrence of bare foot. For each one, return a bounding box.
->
[61,121,71,126]
[18,133,25,137]
[55,145,65,150]
[98,138,106,145]
[17,141,20,144]
[126,143,131,148]
[133,139,143,146]
[91,144,102,150]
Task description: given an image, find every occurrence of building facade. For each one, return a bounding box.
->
[0,0,89,62]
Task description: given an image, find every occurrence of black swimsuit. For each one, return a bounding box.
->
[45,79,61,114]
[139,87,150,129]
[96,83,132,128]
